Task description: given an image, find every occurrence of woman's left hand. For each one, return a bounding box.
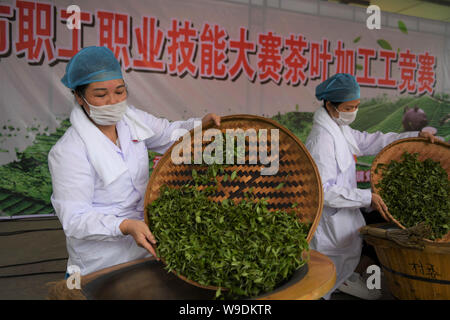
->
[371,193,390,222]
[119,219,159,260]
[418,130,436,143]
[202,113,221,126]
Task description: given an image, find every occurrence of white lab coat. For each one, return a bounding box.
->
[48,106,200,275]
[305,108,418,299]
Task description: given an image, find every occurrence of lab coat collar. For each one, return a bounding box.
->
[115,120,129,155]
[70,104,154,186]
[123,105,155,142]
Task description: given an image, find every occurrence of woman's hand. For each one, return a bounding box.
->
[418,130,436,143]
[202,113,221,126]
[119,219,159,260]
[371,193,390,222]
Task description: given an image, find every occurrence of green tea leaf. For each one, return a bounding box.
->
[398,20,408,34]
[376,152,450,240]
[275,182,284,190]
[147,161,310,299]
[377,39,392,50]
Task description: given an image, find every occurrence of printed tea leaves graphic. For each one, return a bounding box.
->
[398,20,408,34]
[377,39,392,50]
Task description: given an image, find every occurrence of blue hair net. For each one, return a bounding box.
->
[315,73,360,102]
[61,46,123,90]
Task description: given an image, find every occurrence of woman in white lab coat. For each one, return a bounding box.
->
[305,73,436,300]
[49,46,221,277]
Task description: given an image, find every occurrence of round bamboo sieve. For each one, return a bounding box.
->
[143,114,324,291]
[370,137,450,243]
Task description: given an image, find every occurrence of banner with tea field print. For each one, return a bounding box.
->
[274,94,450,189]
[0,0,449,218]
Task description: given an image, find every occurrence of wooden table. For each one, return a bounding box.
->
[49,250,335,300]
[258,250,336,300]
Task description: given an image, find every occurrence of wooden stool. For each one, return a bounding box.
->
[259,250,336,300]
[47,250,335,300]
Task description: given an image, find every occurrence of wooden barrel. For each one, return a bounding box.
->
[361,224,450,300]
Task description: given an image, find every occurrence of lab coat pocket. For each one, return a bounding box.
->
[324,209,354,249]
[71,238,109,275]
[135,142,150,184]
[104,172,133,204]
[136,141,149,166]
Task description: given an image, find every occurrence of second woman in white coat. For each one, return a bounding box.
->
[305,73,436,300]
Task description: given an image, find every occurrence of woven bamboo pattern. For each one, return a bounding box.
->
[143,115,324,290]
[370,138,450,243]
[145,114,323,240]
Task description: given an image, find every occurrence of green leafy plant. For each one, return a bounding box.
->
[375,152,450,240]
[147,162,310,299]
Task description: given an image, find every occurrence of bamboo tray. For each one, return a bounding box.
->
[370,137,450,243]
[143,114,324,291]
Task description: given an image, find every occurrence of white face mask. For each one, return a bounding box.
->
[83,97,128,126]
[333,109,358,126]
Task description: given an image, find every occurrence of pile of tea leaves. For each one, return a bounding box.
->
[147,164,310,299]
[375,152,450,240]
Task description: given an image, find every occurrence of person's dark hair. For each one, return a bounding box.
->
[72,84,89,98]
[323,100,341,109]
[72,84,90,118]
